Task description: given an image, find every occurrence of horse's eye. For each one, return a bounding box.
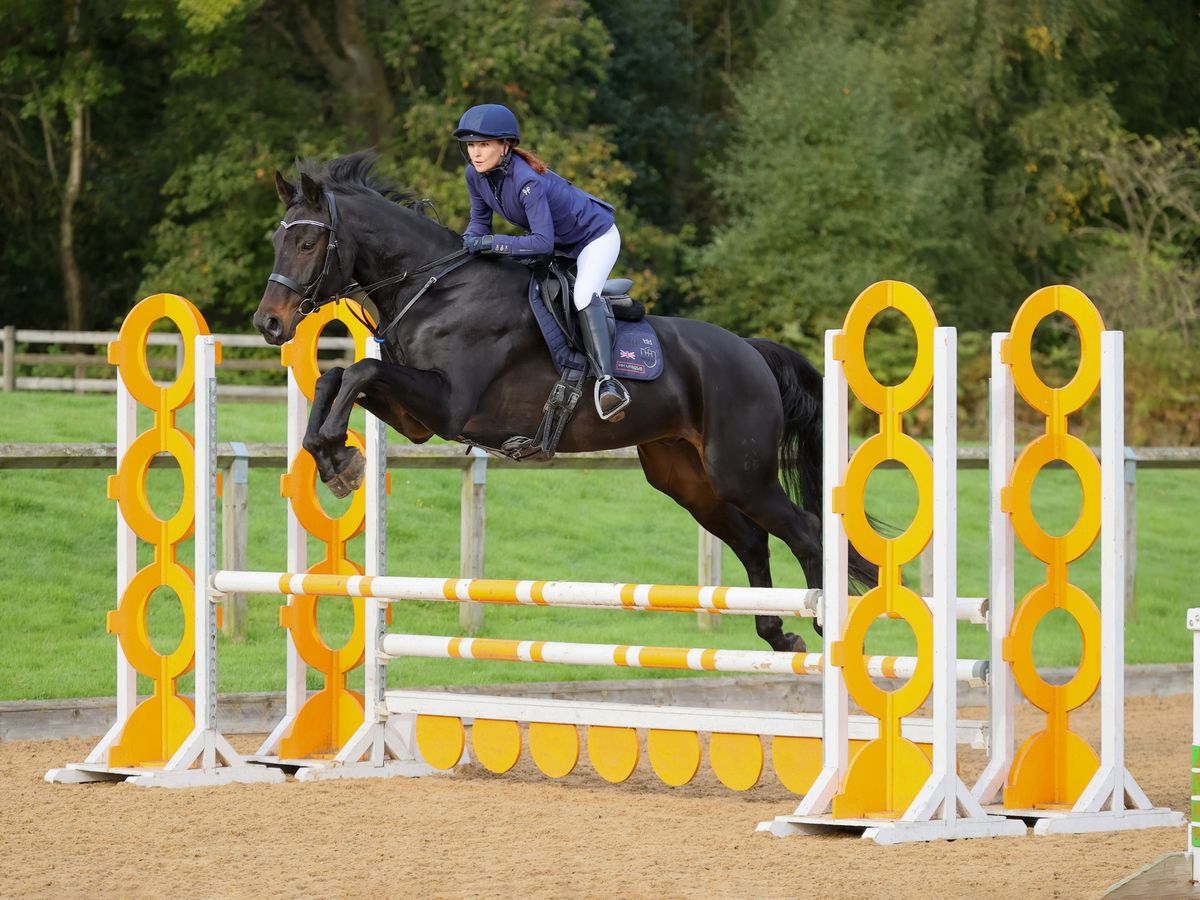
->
[301,240,315,251]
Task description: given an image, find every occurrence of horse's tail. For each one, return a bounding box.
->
[745,337,878,592]
[745,338,824,517]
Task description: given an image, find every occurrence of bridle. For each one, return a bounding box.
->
[267,190,344,316]
[265,188,476,342]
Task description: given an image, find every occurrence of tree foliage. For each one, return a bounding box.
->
[692,0,1145,346]
[1078,132,1200,337]
[0,0,1196,346]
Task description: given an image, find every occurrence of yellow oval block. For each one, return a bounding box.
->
[1006,433,1101,566]
[110,293,209,410]
[1007,582,1101,713]
[647,729,701,786]
[771,735,824,795]
[1007,285,1103,418]
[472,719,522,774]
[529,721,579,778]
[709,732,763,791]
[415,714,465,770]
[587,726,639,783]
[840,280,938,415]
[841,432,933,566]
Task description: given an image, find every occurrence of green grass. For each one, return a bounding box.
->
[1,390,1196,701]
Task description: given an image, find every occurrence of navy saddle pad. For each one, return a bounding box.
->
[527,277,664,381]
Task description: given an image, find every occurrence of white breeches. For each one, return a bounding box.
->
[573,224,621,311]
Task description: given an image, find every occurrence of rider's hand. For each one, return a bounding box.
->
[462,234,494,255]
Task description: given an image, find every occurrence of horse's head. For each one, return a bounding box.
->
[255,170,351,345]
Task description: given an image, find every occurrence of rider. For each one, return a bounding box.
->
[453,103,630,422]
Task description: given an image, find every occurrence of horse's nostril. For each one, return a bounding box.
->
[264,315,281,338]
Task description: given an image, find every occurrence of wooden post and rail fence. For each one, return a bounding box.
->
[2,325,352,398]
[4,325,1198,636]
[3,440,1198,639]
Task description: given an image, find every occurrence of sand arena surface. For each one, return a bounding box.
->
[0,693,1190,899]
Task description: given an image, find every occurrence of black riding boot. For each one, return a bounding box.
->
[578,295,631,422]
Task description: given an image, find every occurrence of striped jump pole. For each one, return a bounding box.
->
[215,571,819,616]
[211,571,985,622]
[379,633,989,683]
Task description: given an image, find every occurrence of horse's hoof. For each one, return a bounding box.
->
[325,450,365,498]
[782,632,807,654]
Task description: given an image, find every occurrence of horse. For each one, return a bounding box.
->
[254,151,873,652]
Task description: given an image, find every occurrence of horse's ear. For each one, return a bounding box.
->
[275,171,296,207]
[300,172,323,208]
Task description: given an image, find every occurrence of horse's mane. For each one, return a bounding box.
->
[298,150,415,204]
[300,151,457,237]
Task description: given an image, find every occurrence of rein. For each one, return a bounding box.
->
[266,189,476,342]
[353,251,474,343]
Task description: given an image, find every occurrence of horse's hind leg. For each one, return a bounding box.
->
[709,467,823,584]
[697,424,825,594]
[637,440,808,653]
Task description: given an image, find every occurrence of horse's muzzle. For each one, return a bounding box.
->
[254,308,287,345]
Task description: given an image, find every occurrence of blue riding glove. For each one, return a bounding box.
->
[462,234,494,255]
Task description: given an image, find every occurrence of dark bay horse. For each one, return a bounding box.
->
[254,152,872,652]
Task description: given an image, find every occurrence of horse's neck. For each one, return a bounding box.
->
[352,202,458,288]
[343,197,533,356]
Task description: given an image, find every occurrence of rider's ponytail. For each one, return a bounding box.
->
[512,146,549,175]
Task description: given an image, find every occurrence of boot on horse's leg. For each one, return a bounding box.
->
[578,294,630,422]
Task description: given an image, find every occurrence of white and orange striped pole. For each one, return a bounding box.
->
[212,570,986,621]
[380,633,989,682]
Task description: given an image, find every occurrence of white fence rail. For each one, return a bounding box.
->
[2,326,354,398]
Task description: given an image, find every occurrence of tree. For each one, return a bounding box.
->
[692,0,1129,340]
[1078,132,1200,337]
[136,0,699,322]
[0,0,122,329]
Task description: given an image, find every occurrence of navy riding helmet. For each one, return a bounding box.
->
[453,103,521,144]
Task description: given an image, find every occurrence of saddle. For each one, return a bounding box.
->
[469,259,653,463]
[537,257,645,351]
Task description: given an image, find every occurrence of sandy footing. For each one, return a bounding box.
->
[0,693,1190,898]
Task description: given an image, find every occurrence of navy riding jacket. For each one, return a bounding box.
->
[464,153,615,259]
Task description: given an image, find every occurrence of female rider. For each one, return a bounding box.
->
[454,103,630,421]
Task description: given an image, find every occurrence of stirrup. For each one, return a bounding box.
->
[595,376,630,422]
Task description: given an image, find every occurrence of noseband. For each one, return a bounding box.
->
[267,191,342,316]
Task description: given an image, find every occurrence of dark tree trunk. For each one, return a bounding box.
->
[297,0,394,147]
[60,98,86,331]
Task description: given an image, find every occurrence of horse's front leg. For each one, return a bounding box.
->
[302,366,370,498]
[304,358,465,498]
